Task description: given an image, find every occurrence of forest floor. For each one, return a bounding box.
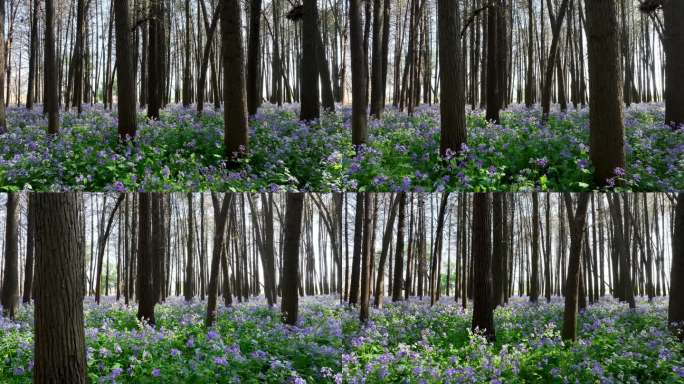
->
[1,103,682,192]
[1,296,682,383]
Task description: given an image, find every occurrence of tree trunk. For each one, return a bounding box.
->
[350,0,368,146]
[247,0,262,115]
[669,193,684,340]
[222,0,249,165]
[586,0,625,186]
[137,193,156,324]
[114,0,138,139]
[1,193,19,319]
[206,193,232,326]
[359,193,373,322]
[23,194,36,303]
[437,0,466,157]
[282,193,304,325]
[664,0,684,128]
[45,0,59,134]
[561,193,590,342]
[471,193,495,341]
[185,193,195,301]
[34,193,87,384]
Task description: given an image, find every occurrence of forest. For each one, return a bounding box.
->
[0,192,683,383]
[0,0,682,192]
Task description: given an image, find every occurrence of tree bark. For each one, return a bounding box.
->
[471,193,495,341]
[282,193,304,325]
[34,193,87,384]
[1,193,19,318]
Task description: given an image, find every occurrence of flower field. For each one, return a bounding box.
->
[1,104,681,192]
[1,296,682,383]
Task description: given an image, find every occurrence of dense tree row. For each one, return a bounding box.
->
[0,1,682,184]
[1,194,682,351]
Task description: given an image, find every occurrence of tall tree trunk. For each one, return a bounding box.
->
[25,0,39,109]
[471,193,495,341]
[222,0,249,166]
[114,0,138,139]
[34,193,87,384]
[561,193,591,342]
[586,0,625,186]
[541,0,570,120]
[530,193,540,302]
[350,0,368,146]
[137,193,156,324]
[1,193,19,318]
[370,0,385,118]
[669,193,684,340]
[282,193,305,325]
[185,193,195,301]
[45,0,59,134]
[359,193,373,322]
[23,195,36,303]
[437,0,466,157]
[247,0,262,115]
[206,193,232,326]
[300,0,320,121]
[664,0,684,128]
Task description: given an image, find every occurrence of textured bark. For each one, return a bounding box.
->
[486,2,500,123]
[1,193,19,318]
[147,0,162,119]
[114,0,138,139]
[34,193,87,384]
[45,0,59,134]
[471,193,495,341]
[350,0,368,146]
[561,193,590,342]
[25,0,39,109]
[222,0,249,165]
[247,0,262,115]
[664,0,684,127]
[585,0,626,186]
[282,193,304,325]
[137,193,156,324]
[669,193,684,340]
[437,0,466,156]
[300,0,321,121]
[370,0,385,118]
[182,0,192,107]
[0,0,6,133]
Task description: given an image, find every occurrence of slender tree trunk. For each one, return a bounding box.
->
[350,0,368,146]
[247,0,262,115]
[45,0,59,133]
[114,0,137,139]
[1,193,19,319]
[561,193,591,342]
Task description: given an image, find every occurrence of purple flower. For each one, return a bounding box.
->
[207,330,220,341]
[152,368,161,377]
[213,357,227,366]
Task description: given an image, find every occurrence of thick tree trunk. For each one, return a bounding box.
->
[471,193,495,341]
[137,193,156,324]
[34,193,87,384]
[282,193,304,325]
[247,0,262,115]
[530,193,540,302]
[222,0,249,165]
[300,0,321,121]
[664,0,684,128]
[586,0,625,186]
[392,193,406,302]
[114,0,138,139]
[350,0,368,146]
[437,0,466,157]
[669,193,684,340]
